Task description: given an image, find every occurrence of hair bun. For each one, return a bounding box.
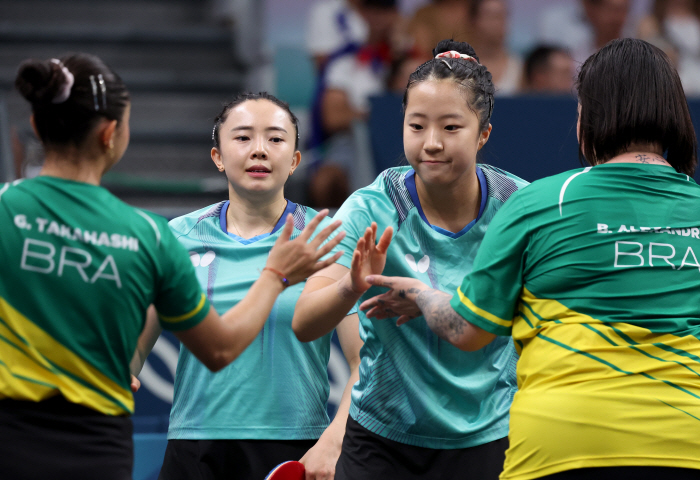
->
[15,59,70,104]
[433,40,479,63]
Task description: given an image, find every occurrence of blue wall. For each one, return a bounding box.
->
[369,95,700,183]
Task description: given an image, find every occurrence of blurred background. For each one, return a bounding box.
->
[2,1,700,478]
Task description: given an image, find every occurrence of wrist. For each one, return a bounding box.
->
[338,273,364,299]
[262,267,290,290]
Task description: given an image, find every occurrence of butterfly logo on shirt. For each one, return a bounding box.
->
[404,253,429,273]
[189,250,216,267]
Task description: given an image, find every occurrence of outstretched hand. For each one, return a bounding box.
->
[349,223,393,294]
[359,275,430,325]
[266,210,345,286]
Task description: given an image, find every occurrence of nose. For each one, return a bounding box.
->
[424,127,443,153]
[251,136,267,159]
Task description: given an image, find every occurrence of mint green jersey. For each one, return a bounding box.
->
[333,165,529,449]
[452,164,700,479]
[167,201,337,440]
[0,177,209,415]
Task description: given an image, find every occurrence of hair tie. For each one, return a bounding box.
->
[435,51,479,63]
[50,59,74,104]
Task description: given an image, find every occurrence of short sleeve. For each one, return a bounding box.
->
[450,192,530,336]
[152,220,210,331]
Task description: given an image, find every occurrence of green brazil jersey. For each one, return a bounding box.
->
[334,165,529,449]
[452,164,700,479]
[167,200,341,440]
[0,177,209,415]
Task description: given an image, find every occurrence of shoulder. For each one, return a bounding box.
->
[168,201,226,238]
[479,164,529,203]
[334,167,412,229]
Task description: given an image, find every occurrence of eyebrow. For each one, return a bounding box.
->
[230,126,288,134]
[406,113,465,120]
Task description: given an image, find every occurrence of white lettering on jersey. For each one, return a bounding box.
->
[19,238,122,288]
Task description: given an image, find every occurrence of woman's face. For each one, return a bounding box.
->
[403,79,490,188]
[212,100,300,197]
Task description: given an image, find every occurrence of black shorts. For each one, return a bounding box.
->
[540,466,700,480]
[0,396,133,480]
[335,415,508,480]
[158,438,317,480]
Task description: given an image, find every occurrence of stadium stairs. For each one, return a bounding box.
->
[0,0,249,216]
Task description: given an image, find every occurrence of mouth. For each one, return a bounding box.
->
[420,159,448,165]
[246,165,271,173]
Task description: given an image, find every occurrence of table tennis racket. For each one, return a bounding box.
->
[264,460,305,480]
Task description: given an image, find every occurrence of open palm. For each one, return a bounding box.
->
[350,222,393,293]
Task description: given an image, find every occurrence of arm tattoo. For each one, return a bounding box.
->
[398,287,422,299]
[415,289,468,343]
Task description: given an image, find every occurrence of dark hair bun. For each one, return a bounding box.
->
[15,59,68,104]
[433,40,479,63]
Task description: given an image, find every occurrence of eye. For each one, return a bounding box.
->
[444,125,461,131]
[409,123,423,130]
[270,137,284,143]
[234,135,250,141]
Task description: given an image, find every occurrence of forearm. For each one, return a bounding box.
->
[292,274,361,342]
[217,270,286,357]
[130,306,163,376]
[322,358,359,445]
[415,289,491,351]
[176,270,285,371]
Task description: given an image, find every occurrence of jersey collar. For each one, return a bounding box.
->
[404,166,488,239]
[219,200,296,245]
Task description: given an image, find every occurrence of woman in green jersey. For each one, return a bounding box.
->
[360,38,700,480]
[131,92,363,480]
[292,40,529,480]
[0,54,342,480]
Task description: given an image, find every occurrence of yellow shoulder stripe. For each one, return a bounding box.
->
[456,287,512,327]
[158,292,207,323]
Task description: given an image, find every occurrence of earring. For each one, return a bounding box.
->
[218,166,225,172]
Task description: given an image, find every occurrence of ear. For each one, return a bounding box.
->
[99,119,118,151]
[477,124,492,151]
[288,150,302,176]
[211,147,225,172]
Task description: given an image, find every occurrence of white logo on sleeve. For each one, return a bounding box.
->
[189,250,216,267]
[405,253,430,273]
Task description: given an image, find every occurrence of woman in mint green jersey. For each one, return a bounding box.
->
[292,40,529,480]
[0,54,342,480]
[361,38,700,480]
[131,92,363,480]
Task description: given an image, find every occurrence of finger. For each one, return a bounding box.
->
[376,226,393,254]
[278,213,294,243]
[396,315,413,326]
[359,297,379,311]
[369,222,377,246]
[312,251,344,273]
[310,219,342,249]
[299,209,329,242]
[313,231,346,260]
[364,274,394,288]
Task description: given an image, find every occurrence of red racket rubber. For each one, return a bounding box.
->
[264,460,305,480]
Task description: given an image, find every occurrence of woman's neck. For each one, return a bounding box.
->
[606,145,671,167]
[226,187,288,239]
[40,150,108,186]
[415,169,481,233]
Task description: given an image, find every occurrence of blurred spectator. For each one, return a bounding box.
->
[306,0,369,71]
[387,53,425,92]
[523,45,575,94]
[637,0,700,95]
[308,0,402,207]
[539,0,631,65]
[469,0,522,95]
[407,0,472,61]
